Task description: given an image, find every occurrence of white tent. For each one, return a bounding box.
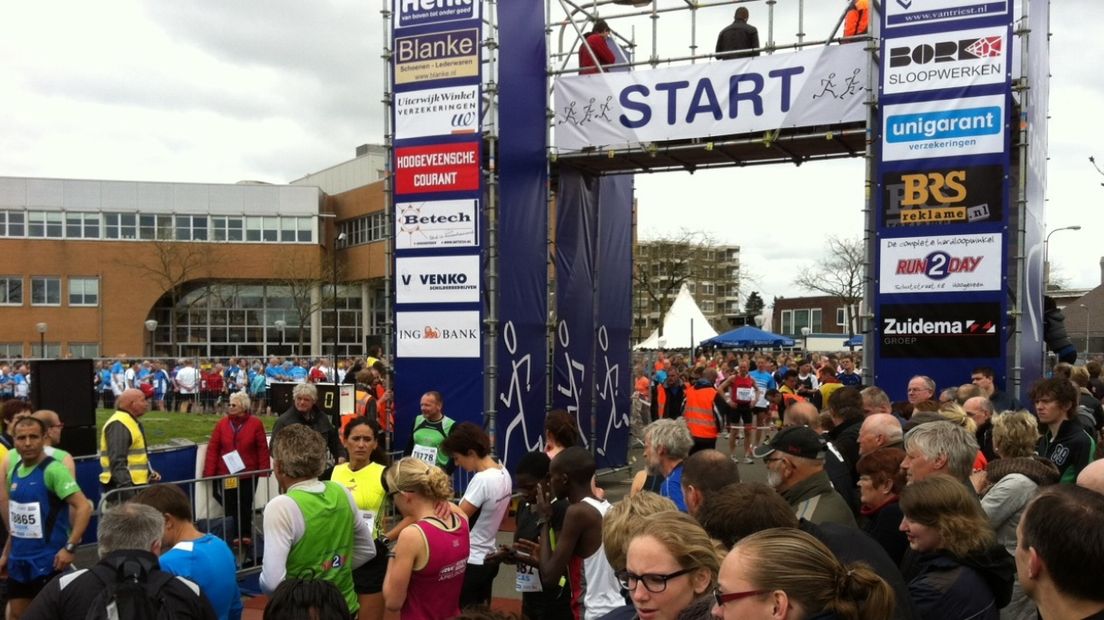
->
[634,283,719,350]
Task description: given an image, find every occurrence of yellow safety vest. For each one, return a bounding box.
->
[99,411,150,485]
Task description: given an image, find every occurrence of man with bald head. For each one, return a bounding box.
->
[783,401,820,430]
[858,413,904,457]
[1077,459,1104,495]
[99,388,160,499]
[30,410,76,477]
[963,396,997,461]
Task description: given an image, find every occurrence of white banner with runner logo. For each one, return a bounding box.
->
[879,233,1003,294]
[552,45,868,151]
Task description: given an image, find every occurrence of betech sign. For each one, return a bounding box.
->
[395,0,479,29]
[880,302,1001,358]
[394,28,479,85]
[883,165,1003,226]
[882,94,1005,162]
[395,199,478,250]
[884,26,1006,95]
[396,311,480,358]
[396,254,480,305]
[394,142,480,194]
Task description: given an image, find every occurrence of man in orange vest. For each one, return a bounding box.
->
[843,0,869,37]
[683,368,726,455]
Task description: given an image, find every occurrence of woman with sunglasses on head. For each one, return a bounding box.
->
[331,417,390,620]
[713,528,894,620]
[611,511,720,620]
[203,390,270,548]
[381,457,469,620]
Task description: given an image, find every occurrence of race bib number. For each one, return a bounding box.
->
[10,501,43,539]
[359,510,376,535]
[516,564,542,593]
[735,387,755,402]
[223,476,239,490]
[411,444,438,466]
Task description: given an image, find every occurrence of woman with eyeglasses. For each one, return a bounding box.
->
[606,511,719,620]
[203,390,270,547]
[713,528,894,620]
[381,456,469,620]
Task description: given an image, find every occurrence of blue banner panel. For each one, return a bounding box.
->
[594,175,633,469]
[553,169,597,449]
[392,357,484,452]
[494,0,549,470]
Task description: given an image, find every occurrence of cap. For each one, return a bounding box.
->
[654,370,668,383]
[752,426,824,460]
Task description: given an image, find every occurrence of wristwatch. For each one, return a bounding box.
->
[63,542,78,554]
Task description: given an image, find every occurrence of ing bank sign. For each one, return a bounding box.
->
[396,311,480,358]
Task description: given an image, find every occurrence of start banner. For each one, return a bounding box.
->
[552,44,868,150]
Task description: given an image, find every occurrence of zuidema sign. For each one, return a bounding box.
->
[884,0,1008,29]
[884,26,1006,94]
[395,85,479,140]
[880,303,1001,358]
[395,0,479,29]
[394,28,479,85]
[395,199,478,250]
[882,164,1003,226]
[396,255,480,304]
[881,94,1006,162]
[394,142,480,194]
[879,233,1002,294]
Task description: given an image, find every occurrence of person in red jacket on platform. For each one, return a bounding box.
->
[204,391,270,548]
[579,18,616,74]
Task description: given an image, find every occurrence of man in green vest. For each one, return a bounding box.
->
[261,424,375,614]
[403,390,456,472]
[99,388,159,502]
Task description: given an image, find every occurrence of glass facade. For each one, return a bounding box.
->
[0,210,316,244]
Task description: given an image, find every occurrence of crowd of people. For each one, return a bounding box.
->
[0,346,1102,619]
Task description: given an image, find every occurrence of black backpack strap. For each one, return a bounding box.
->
[145,570,175,601]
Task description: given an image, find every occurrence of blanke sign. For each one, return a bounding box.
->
[396,311,481,358]
[395,199,478,250]
[879,233,1002,294]
[396,254,480,304]
[394,142,481,194]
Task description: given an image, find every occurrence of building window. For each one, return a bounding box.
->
[27,211,63,238]
[31,342,61,359]
[339,213,386,247]
[702,300,715,313]
[31,277,61,306]
[0,277,22,305]
[837,307,846,326]
[781,310,793,334]
[0,343,23,358]
[68,343,100,358]
[0,211,25,237]
[69,277,99,306]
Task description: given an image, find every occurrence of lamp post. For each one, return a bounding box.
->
[801,326,811,352]
[1044,225,1081,288]
[144,320,158,358]
[274,319,286,356]
[1081,304,1091,359]
[333,232,346,380]
[35,322,47,358]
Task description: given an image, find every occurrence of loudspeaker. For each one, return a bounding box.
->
[31,358,96,427]
[59,424,98,458]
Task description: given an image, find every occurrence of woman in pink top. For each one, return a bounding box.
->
[382,457,470,620]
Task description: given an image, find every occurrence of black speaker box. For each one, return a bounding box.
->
[58,424,98,458]
[31,358,96,427]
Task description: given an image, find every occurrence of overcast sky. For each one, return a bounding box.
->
[1,1,1100,309]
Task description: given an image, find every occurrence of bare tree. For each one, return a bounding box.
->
[273,248,344,355]
[793,236,865,339]
[128,238,213,355]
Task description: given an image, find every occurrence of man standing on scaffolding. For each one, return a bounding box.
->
[715,7,760,59]
[579,18,616,74]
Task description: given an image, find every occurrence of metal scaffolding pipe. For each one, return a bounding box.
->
[380,0,395,456]
[484,0,501,453]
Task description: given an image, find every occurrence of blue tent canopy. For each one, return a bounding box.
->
[700,325,795,349]
[844,334,864,348]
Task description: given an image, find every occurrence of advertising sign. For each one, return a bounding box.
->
[396,254,480,304]
[879,233,1002,294]
[395,85,480,140]
[552,44,867,150]
[394,28,480,85]
[884,25,1007,95]
[881,94,1006,162]
[395,0,480,29]
[394,142,481,194]
[882,164,1004,226]
[880,302,1001,358]
[396,311,481,358]
[884,0,1009,30]
[395,199,478,250]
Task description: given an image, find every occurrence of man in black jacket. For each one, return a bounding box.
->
[715,7,759,59]
[23,503,216,620]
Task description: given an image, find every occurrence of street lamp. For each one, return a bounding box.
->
[1081,304,1091,359]
[144,320,158,358]
[801,326,811,352]
[35,322,47,358]
[333,232,346,381]
[274,319,287,356]
[1044,225,1082,288]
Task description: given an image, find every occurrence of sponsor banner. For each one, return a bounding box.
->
[883,164,1004,226]
[884,25,1007,95]
[395,199,478,250]
[395,0,479,30]
[880,302,1001,358]
[394,142,480,194]
[881,94,1006,162]
[394,28,479,85]
[879,233,1002,294]
[885,0,1008,29]
[395,84,479,140]
[396,254,480,304]
[396,310,480,358]
[553,44,867,150]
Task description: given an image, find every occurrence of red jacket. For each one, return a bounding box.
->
[204,413,270,478]
[201,370,224,394]
[579,32,616,74]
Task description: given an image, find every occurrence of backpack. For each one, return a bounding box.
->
[84,556,175,620]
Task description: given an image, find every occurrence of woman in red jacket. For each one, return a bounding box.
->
[204,390,270,546]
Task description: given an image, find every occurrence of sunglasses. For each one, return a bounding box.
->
[714,587,768,606]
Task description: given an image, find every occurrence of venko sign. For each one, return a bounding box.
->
[552,45,867,151]
[396,254,480,304]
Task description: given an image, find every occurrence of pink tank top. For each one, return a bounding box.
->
[402,515,470,620]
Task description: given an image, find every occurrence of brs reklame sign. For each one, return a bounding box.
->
[880,302,1000,358]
